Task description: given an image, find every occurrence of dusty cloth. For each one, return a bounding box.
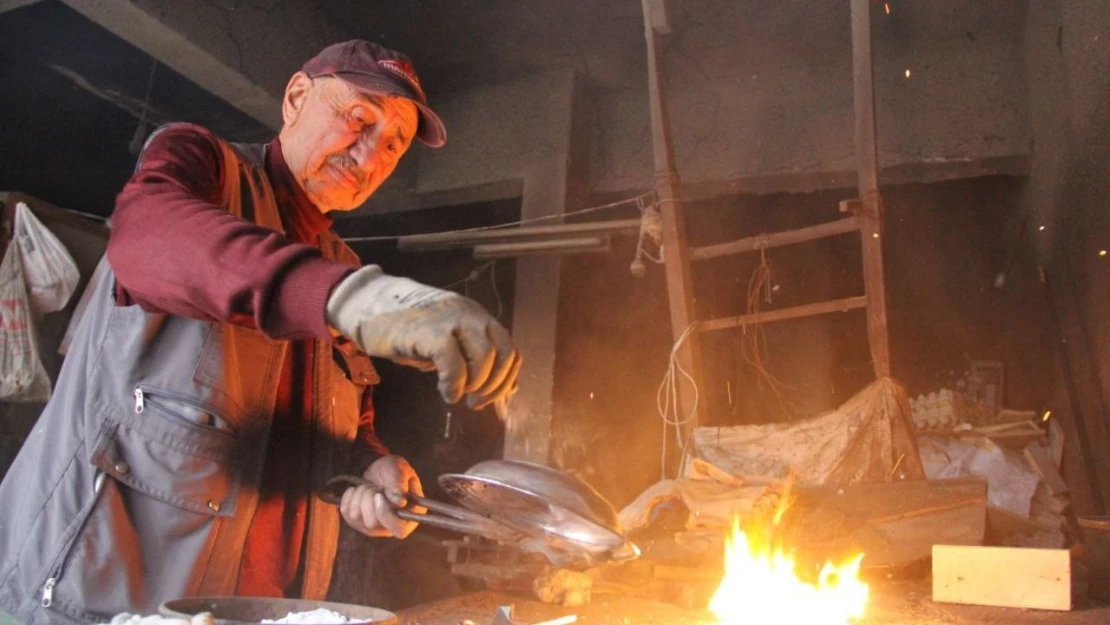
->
[690,377,925,486]
[618,459,781,533]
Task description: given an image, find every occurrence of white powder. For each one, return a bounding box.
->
[260,608,367,624]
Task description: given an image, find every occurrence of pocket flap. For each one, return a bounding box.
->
[89,415,241,517]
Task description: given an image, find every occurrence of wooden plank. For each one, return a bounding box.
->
[1025,442,1069,496]
[698,296,867,333]
[689,217,860,261]
[1047,419,1065,468]
[780,478,988,568]
[932,545,1071,611]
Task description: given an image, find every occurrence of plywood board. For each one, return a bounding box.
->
[781,478,987,568]
[1025,442,1069,496]
[932,545,1071,611]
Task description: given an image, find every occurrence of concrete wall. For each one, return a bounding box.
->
[350,0,1030,212]
[594,0,1030,194]
[1023,0,1110,514]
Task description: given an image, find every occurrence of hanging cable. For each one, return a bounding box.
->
[345,191,657,244]
[741,247,797,415]
[658,322,700,479]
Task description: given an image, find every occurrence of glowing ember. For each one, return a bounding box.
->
[708,518,869,625]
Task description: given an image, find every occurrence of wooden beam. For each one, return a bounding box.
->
[0,0,41,14]
[691,217,861,261]
[699,296,867,334]
[640,0,705,435]
[851,0,891,379]
[932,545,1071,611]
[60,0,282,129]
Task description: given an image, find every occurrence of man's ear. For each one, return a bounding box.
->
[283,72,313,127]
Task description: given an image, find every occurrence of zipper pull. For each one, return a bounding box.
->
[41,576,55,607]
[134,388,144,414]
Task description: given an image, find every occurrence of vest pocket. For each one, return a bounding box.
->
[92,391,242,517]
[35,403,247,618]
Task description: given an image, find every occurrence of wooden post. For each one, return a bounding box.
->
[640,0,705,435]
[851,0,892,379]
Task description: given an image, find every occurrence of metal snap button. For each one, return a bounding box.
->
[114,462,130,476]
[207,500,221,513]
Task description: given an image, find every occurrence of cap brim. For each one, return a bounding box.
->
[332,73,446,148]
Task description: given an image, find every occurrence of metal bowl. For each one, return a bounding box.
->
[159,597,396,625]
[438,459,630,555]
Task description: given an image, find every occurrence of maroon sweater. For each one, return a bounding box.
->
[109,124,388,597]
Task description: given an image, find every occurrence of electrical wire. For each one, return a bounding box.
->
[658,322,700,479]
[343,191,656,244]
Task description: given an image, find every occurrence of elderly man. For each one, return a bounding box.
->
[0,40,519,624]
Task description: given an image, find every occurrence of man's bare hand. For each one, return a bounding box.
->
[339,455,424,539]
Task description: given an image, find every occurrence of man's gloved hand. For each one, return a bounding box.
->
[326,265,521,409]
[339,455,424,539]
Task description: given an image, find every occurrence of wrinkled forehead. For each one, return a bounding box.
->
[318,76,416,118]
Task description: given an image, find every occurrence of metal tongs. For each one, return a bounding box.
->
[321,474,525,544]
[322,460,639,567]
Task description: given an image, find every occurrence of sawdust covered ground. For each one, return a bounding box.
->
[396,581,1110,625]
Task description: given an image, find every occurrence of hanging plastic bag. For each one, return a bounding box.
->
[0,237,52,402]
[15,201,80,314]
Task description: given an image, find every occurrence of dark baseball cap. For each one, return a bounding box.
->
[302,40,446,148]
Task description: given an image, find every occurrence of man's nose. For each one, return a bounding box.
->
[349,127,384,170]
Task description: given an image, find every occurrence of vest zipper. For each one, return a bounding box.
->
[132,386,235,435]
[42,469,107,607]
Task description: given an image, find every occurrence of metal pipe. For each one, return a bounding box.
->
[392,219,640,250]
[473,237,610,259]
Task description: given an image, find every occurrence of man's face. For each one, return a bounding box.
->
[280,75,419,212]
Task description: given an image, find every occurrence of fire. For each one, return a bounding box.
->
[708,517,869,625]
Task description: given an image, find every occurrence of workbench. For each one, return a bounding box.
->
[395,583,1110,625]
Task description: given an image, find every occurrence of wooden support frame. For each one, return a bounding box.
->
[699,296,868,334]
[690,217,861,262]
[641,0,705,432]
[851,0,892,379]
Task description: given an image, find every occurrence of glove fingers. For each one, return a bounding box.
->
[467,322,520,408]
[455,327,496,395]
[431,334,468,404]
[468,351,522,411]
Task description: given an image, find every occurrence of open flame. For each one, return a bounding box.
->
[708,517,869,625]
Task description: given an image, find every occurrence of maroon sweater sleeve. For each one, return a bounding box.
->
[351,387,391,474]
[108,124,351,340]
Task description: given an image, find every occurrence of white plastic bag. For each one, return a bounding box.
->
[0,237,52,402]
[15,201,79,314]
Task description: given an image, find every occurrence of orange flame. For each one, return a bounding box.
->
[708,518,869,625]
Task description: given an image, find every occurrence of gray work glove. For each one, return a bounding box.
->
[326,265,521,409]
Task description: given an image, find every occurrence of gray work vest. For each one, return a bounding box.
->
[0,127,376,624]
